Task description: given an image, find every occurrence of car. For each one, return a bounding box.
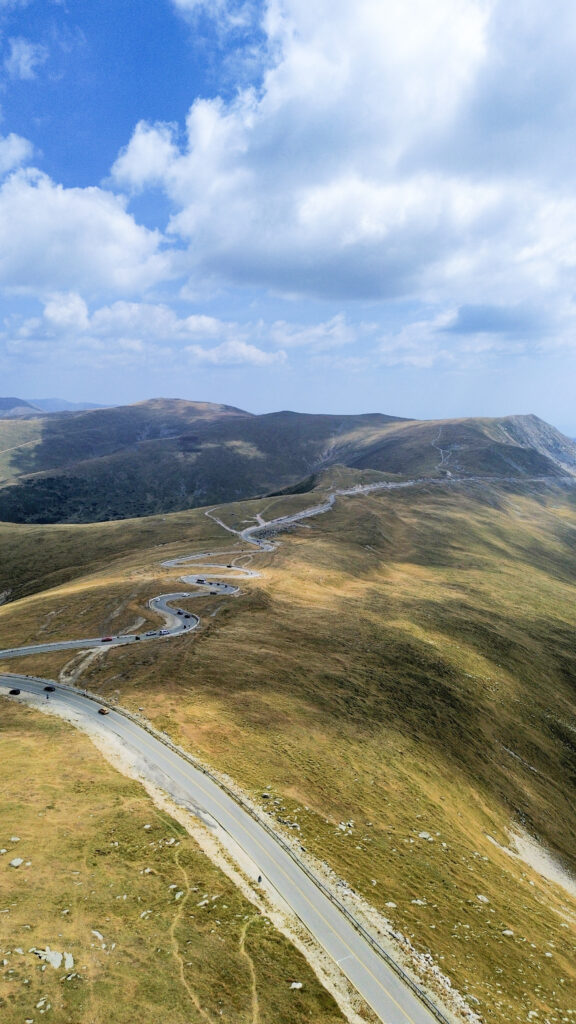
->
[43,685,55,692]
[9,688,20,695]
[184,614,191,618]
[134,635,141,640]
[145,630,156,636]
[159,628,169,635]
[196,578,205,584]
[98,707,110,715]
[101,636,114,643]
[177,610,184,615]
[210,591,218,595]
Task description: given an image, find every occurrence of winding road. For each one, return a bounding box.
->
[0,483,454,1024]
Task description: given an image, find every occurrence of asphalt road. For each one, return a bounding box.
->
[0,496,451,1023]
[0,675,441,1024]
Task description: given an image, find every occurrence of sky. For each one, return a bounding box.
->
[1,0,576,431]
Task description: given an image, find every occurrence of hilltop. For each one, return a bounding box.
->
[0,398,575,523]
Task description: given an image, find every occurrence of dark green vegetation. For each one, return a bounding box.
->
[2,397,575,523]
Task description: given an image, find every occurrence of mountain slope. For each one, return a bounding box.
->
[0,399,575,523]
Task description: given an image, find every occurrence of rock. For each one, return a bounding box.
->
[418,832,433,841]
[476,894,490,904]
[9,858,23,868]
[502,929,514,937]
[64,953,74,969]
[10,837,20,843]
[385,902,397,908]
[175,891,184,900]
[290,982,303,990]
[91,930,104,942]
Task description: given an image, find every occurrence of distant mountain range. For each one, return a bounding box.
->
[0,397,575,523]
[0,396,108,417]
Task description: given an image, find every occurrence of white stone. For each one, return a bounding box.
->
[290,982,303,990]
[476,894,490,904]
[502,929,514,937]
[9,858,23,868]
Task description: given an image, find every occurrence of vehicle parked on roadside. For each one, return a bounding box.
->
[9,688,20,695]
[98,707,109,715]
[101,636,114,643]
[43,685,55,692]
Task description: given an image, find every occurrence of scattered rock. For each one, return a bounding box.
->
[502,929,514,937]
[418,832,434,841]
[385,902,397,908]
[9,858,23,868]
[10,837,20,843]
[91,930,104,942]
[290,981,303,990]
[476,894,490,904]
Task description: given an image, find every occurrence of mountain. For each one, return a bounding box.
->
[1,468,575,1023]
[0,396,43,418]
[30,398,111,413]
[0,398,574,523]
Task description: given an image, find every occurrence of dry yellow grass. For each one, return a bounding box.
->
[2,476,576,1021]
[0,700,346,1024]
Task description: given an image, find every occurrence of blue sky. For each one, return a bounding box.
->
[1,0,576,432]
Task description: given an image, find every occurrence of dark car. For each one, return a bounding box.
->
[43,685,55,692]
[177,610,184,615]
[101,636,114,643]
[184,614,191,618]
[98,707,110,715]
[9,688,20,695]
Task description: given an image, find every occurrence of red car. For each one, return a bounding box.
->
[101,636,114,643]
[98,707,110,715]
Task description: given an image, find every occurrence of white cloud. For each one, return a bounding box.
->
[4,297,287,369]
[112,121,179,192]
[108,0,576,339]
[0,132,33,174]
[0,169,172,294]
[269,314,359,350]
[4,37,48,80]
[186,338,285,365]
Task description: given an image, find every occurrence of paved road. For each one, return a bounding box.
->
[0,488,455,1023]
[0,675,441,1024]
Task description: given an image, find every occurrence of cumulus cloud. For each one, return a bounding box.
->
[0,169,171,294]
[186,338,285,365]
[4,296,287,369]
[107,0,576,351]
[0,131,33,174]
[4,36,48,79]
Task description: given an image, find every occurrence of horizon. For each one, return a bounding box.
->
[2,2,576,434]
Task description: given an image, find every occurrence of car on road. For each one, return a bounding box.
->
[98,707,110,715]
[177,610,184,615]
[196,578,205,583]
[43,685,55,692]
[159,628,170,635]
[9,688,20,695]
[184,614,191,618]
[101,636,114,643]
[210,591,218,595]
[145,630,156,636]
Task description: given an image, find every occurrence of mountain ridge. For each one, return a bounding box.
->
[0,399,574,523]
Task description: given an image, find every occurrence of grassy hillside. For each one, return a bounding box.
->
[0,475,575,1021]
[0,399,575,523]
[0,701,347,1024]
